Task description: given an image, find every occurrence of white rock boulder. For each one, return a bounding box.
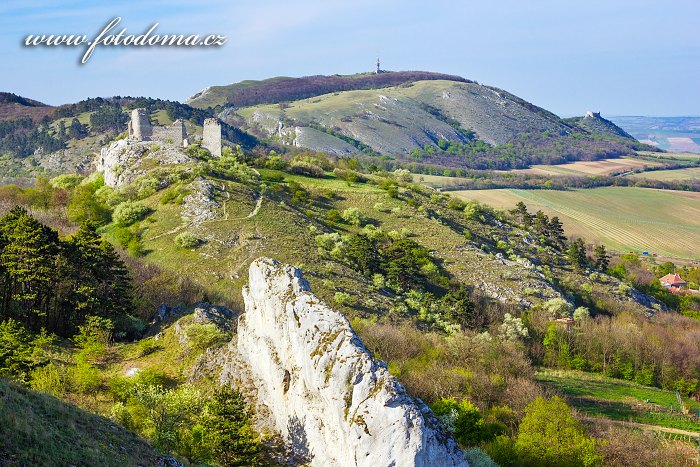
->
[237,257,468,467]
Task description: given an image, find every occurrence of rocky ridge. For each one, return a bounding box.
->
[236,257,468,467]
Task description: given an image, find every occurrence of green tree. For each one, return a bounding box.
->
[533,210,549,235]
[68,184,111,226]
[0,318,37,382]
[0,207,59,329]
[441,284,475,329]
[567,238,587,270]
[593,245,610,271]
[431,398,488,446]
[383,239,431,290]
[548,216,566,245]
[68,118,88,139]
[89,104,128,134]
[655,261,675,278]
[203,387,263,466]
[345,233,381,276]
[516,396,601,467]
[510,201,532,227]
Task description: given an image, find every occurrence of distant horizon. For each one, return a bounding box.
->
[4,69,700,119]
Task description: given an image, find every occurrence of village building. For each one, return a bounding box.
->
[659,273,687,294]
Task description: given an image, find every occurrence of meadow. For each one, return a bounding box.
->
[537,370,700,436]
[451,187,700,260]
[630,167,700,181]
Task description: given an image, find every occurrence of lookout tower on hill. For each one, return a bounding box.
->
[376,57,381,74]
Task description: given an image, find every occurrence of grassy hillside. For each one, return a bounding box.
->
[452,187,700,260]
[233,79,573,149]
[538,370,700,435]
[0,378,161,466]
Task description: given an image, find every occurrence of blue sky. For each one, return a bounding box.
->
[1,0,698,116]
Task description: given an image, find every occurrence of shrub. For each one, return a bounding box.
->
[464,448,499,467]
[341,207,366,226]
[70,363,102,395]
[542,298,573,318]
[573,306,590,321]
[485,435,518,467]
[516,396,601,467]
[174,231,201,249]
[334,292,352,306]
[431,398,487,446]
[393,168,413,182]
[447,197,466,210]
[289,160,325,178]
[113,201,149,226]
[372,273,386,289]
[30,363,65,396]
[49,174,83,189]
[373,202,387,212]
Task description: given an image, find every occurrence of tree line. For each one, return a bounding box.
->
[0,207,134,338]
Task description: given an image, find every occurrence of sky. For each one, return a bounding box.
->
[1,0,698,116]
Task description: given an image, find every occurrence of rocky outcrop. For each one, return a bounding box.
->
[181,179,221,224]
[96,139,192,187]
[237,258,468,467]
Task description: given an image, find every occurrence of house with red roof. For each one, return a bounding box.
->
[659,273,687,293]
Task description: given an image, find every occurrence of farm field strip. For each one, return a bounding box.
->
[452,187,700,259]
[630,167,700,181]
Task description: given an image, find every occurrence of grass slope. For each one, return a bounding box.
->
[0,378,160,466]
[630,167,700,181]
[537,370,700,435]
[453,187,700,260]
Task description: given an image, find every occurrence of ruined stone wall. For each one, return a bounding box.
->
[202,118,222,157]
[152,119,187,147]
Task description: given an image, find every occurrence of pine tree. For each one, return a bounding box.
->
[0,207,59,330]
[203,387,263,466]
[510,201,533,227]
[567,238,588,271]
[533,210,549,234]
[548,216,566,245]
[593,245,610,271]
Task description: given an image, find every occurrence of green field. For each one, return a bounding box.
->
[452,187,700,260]
[537,370,700,434]
[630,167,700,181]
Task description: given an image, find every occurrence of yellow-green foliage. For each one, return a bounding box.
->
[515,396,602,467]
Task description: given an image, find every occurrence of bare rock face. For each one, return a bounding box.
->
[96,139,192,187]
[237,258,469,467]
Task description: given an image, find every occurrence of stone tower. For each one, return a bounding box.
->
[128,108,152,141]
[202,118,222,157]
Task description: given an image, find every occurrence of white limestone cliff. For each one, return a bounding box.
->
[237,257,469,467]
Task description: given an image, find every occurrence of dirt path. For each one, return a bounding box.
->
[583,416,700,438]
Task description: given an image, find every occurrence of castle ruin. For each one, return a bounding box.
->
[202,118,222,157]
[127,108,222,156]
[128,108,188,147]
